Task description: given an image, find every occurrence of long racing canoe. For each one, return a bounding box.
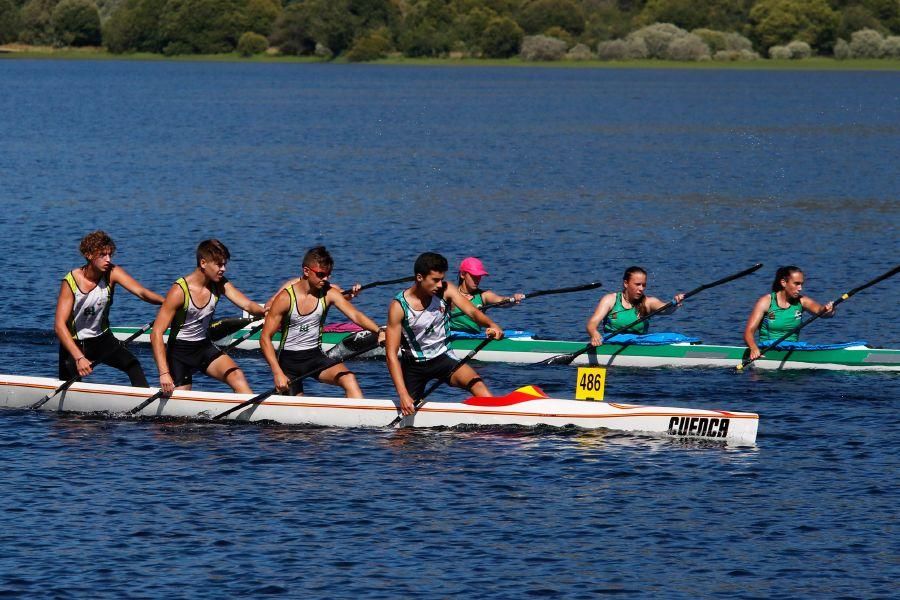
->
[111,325,900,371]
[0,375,759,446]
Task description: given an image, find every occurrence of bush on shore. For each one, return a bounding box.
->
[519,34,566,61]
[237,30,266,56]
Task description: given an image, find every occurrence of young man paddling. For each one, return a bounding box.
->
[386,252,504,416]
[152,239,266,396]
[260,246,383,398]
[55,231,165,387]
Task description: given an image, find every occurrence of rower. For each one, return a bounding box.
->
[586,266,684,346]
[151,239,266,396]
[448,257,524,334]
[743,265,835,361]
[259,246,383,398]
[55,231,165,387]
[385,252,505,416]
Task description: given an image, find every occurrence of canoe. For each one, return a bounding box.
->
[0,375,759,446]
[111,325,900,371]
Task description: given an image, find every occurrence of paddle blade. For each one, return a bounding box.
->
[537,353,579,366]
[209,317,256,340]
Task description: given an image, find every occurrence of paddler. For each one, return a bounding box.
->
[743,265,834,360]
[586,266,684,346]
[151,239,266,396]
[55,231,165,387]
[385,252,505,415]
[448,257,524,334]
[259,246,383,398]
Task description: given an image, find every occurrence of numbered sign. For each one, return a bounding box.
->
[575,367,606,401]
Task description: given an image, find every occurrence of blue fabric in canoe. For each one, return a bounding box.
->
[758,340,869,351]
[449,330,535,339]
[603,332,702,345]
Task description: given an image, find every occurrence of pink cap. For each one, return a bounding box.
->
[459,257,489,277]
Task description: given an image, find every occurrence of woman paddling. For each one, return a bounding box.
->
[586,266,684,346]
[448,257,524,334]
[54,231,164,386]
[743,265,835,361]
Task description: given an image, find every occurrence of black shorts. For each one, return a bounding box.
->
[401,353,459,400]
[167,338,223,386]
[59,330,148,387]
[278,348,342,395]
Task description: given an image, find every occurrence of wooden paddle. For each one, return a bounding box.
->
[30,320,156,410]
[126,318,264,415]
[738,264,900,371]
[539,263,764,366]
[387,336,493,428]
[212,332,382,420]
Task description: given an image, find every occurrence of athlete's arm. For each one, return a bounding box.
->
[480,290,525,306]
[586,293,616,346]
[151,284,183,396]
[385,300,415,415]
[260,289,291,393]
[328,288,381,334]
[445,283,504,339]
[54,281,92,378]
[110,265,164,305]
[646,293,685,315]
[801,296,835,318]
[222,281,266,316]
[742,294,770,360]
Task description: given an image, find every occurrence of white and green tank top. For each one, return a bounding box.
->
[169,278,220,343]
[759,292,802,342]
[603,293,649,335]
[63,270,113,340]
[394,291,450,361]
[279,284,329,353]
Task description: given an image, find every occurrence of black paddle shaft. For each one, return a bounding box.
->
[31,321,155,410]
[387,337,493,428]
[740,264,900,369]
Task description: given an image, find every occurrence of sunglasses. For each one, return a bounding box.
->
[308,269,331,279]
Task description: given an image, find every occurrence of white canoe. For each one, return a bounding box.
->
[0,375,759,446]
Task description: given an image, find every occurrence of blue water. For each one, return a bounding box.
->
[0,60,898,597]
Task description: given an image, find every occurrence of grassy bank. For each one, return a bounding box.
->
[2,44,899,71]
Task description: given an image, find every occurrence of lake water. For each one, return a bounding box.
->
[0,60,898,597]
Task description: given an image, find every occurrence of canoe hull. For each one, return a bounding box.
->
[111,327,900,371]
[0,375,759,446]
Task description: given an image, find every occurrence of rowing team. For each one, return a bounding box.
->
[56,232,835,412]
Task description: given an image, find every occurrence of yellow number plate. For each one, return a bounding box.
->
[575,367,606,401]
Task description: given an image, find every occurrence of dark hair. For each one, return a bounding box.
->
[772,266,802,292]
[414,252,448,276]
[622,265,649,317]
[80,231,116,259]
[303,246,334,270]
[196,239,230,267]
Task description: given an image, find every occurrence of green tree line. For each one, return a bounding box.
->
[1,0,898,59]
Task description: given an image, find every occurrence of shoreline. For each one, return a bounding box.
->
[2,45,899,71]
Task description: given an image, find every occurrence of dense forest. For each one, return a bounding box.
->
[1,0,898,60]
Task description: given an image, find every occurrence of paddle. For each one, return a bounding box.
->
[30,320,156,410]
[126,318,264,415]
[444,281,603,321]
[387,336,493,428]
[539,263,764,366]
[212,332,382,420]
[738,264,900,371]
[209,316,256,339]
[342,275,415,296]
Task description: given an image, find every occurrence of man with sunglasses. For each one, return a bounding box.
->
[260,246,384,398]
[386,252,505,416]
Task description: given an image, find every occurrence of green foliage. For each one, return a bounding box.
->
[270,3,315,54]
[836,5,884,40]
[396,0,455,56]
[51,0,101,45]
[237,29,267,54]
[242,0,280,36]
[626,22,689,57]
[749,0,839,51]
[19,0,58,44]
[103,0,166,53]
[582,3,635,44]
[345,26,391,60]
[639,0,753,33]
[848,26,884,56]
[480,14,522,57]
[271,0,395,57]
[859,0,899,32]
[0,0,21,43]
[519,33,566,59]
[158,0,249,54]
[833,36,850,58]
[517,0,585,35]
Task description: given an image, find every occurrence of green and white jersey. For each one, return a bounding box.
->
[394,291,450,362]
[63,270,113,340]
[169,278,219,343]
[279,284,329,353]
[759,292,803,343]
